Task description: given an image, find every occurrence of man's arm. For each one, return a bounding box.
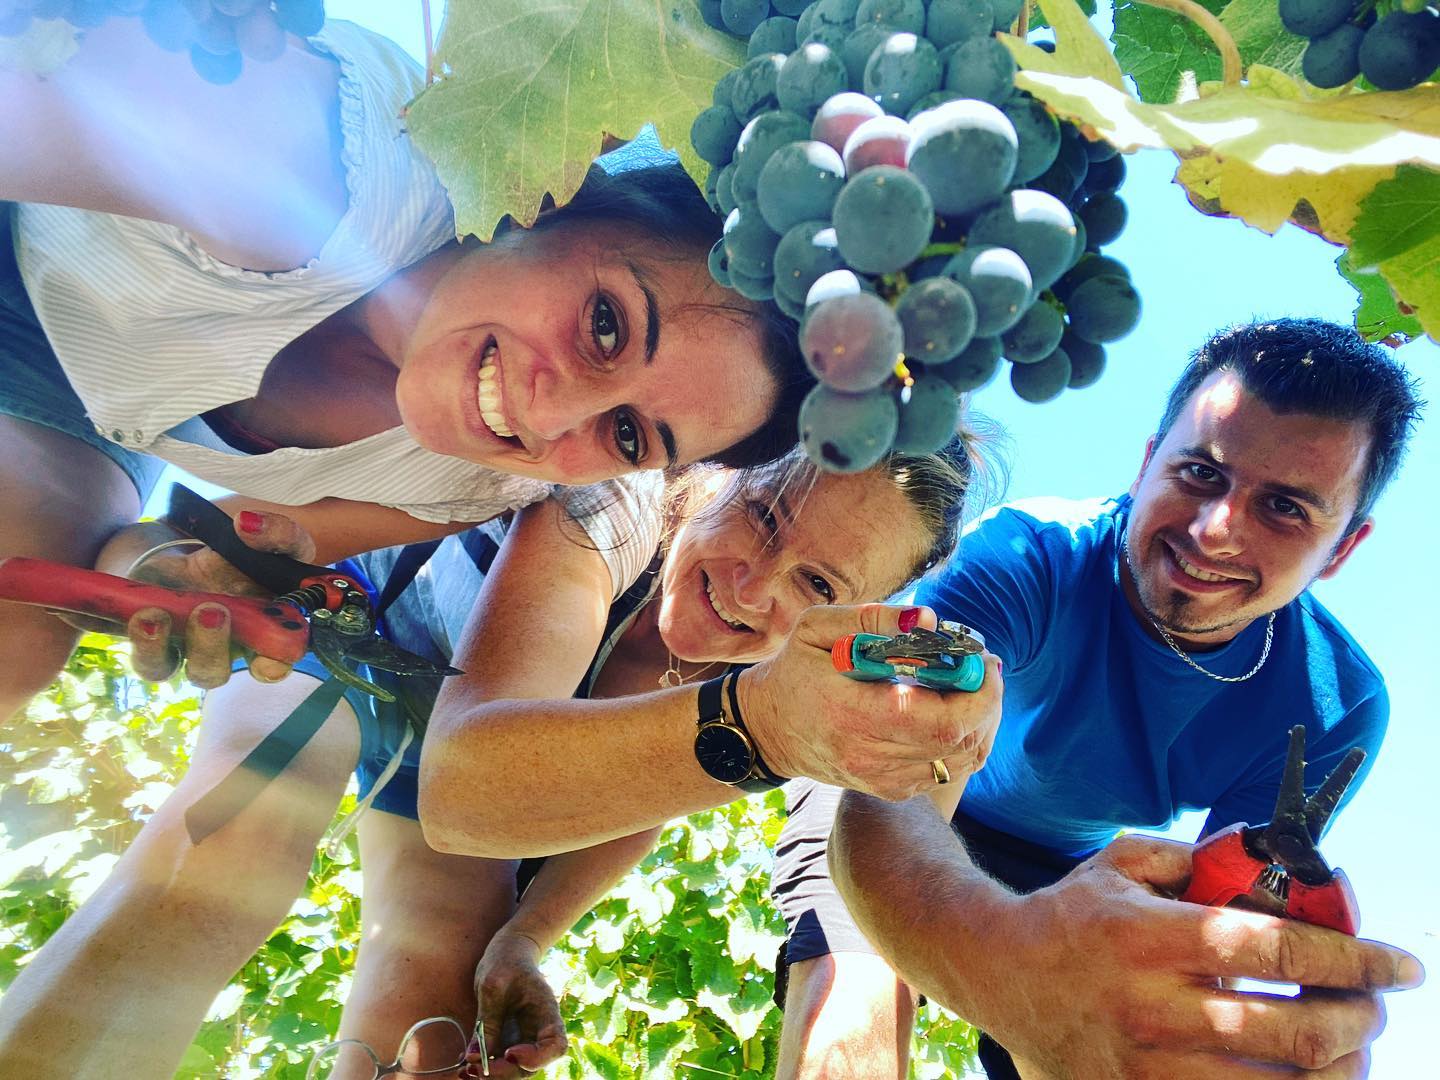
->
[830,790,1424,1078]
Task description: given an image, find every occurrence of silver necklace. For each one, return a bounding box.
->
[1123,532,1276,684]
[1151,609,1275,683]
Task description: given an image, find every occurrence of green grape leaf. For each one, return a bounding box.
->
[1348,165,1440,268]
[1112,1,1224,104]
[1219,0,1306,79]
[1001,0,1125,90]
[405,0,745,241]
[1006,0,1440,343]
[1025,0,1099,33]
[1369,230,1440,341]
[695,985,770,1042]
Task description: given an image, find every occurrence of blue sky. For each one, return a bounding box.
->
[237,3,1440,1074]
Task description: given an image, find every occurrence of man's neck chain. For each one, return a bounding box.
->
[1123,530,1276,684]
[1151,610,1275,683]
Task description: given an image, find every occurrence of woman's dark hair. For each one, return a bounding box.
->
[1155,319,1424,533]
[526,134,812,470]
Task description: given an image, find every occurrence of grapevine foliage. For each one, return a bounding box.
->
[1010,0,1439,342]
[0,640,979,1078]
[407,0,1440,344]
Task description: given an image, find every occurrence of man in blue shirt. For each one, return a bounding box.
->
[771,319,1426,1078]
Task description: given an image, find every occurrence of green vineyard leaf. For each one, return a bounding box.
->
[1218,0,1306,81]
[1004,0,1440,342]
[1113,0,1225,104]
[405,0,744,241]
[1337,252,1425,344]
[1348,165,1440,268]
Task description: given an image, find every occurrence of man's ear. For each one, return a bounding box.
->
[1129,436,1157,499]
[1318,517,1374,580]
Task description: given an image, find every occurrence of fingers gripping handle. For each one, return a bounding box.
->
[0,557,310,664]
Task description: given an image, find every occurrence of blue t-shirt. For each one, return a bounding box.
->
[914,495,1388,861]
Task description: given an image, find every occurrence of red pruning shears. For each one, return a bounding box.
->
[0,485,456,699]
[0,486,462,842]
[1182,726,1364,935]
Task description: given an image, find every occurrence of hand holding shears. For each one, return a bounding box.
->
[1182,725,1364,935]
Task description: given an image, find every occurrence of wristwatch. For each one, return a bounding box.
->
[693,670,785,793]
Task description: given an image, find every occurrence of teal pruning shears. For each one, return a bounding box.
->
[831,619,986,692]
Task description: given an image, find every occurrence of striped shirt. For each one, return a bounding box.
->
[13,20,545,525]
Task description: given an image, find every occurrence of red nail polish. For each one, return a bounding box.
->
[237,510,263,535]
[198,606,227,629]
[137,618,160,637]
[898,606,920,633]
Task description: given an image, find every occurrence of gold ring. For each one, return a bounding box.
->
[930,759,950,784]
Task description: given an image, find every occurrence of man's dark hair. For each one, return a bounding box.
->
[1155,318,1424,533]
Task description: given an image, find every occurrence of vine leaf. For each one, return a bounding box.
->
[1218,0,1306,82]
[1004,0,1440,341]
[1348,165,1440,268]
[405,0,744,241]
[1112,0,1224,104]
[1338,252,1426,345]
[1000,0,1124,90]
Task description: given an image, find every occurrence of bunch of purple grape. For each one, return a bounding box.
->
[1282,0,1439,89]
[693,0,1139,472]
[0,0,325,85]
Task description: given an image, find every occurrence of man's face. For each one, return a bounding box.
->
[1125,371,1374,646]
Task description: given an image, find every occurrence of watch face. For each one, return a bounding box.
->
[694,723,755,785]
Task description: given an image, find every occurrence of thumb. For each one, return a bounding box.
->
[792,602,937,650]
[1097,834,1196,896]
[233,509,317,562]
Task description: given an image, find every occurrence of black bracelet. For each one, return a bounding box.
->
[724,668,789,786]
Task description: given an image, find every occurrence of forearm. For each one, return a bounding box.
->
[419,684,742,858]
[828,790,1019,1025]
[501,829,663,952]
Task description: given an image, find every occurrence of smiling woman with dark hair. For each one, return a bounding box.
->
[0,15,811,724]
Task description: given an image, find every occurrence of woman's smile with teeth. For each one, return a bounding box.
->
[476,341,514,438]
[704,574,752,632]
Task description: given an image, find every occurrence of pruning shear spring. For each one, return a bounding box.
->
[831,619,987,692]
[1181,725,1364,935]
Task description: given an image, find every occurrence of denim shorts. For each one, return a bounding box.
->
[0,205,164,498]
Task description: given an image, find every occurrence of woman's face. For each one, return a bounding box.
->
[658,468,932,664]
[394,223,778,484]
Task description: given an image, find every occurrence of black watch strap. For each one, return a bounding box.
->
[724,668,788,786]
[697,670,727,724]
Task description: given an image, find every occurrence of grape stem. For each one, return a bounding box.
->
[1136,0,1241,86]
[1017,0,1031,38]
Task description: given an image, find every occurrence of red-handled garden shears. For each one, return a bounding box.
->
[0,485,456,699]
[1181,725,1364,935]
[0,485,459,841]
